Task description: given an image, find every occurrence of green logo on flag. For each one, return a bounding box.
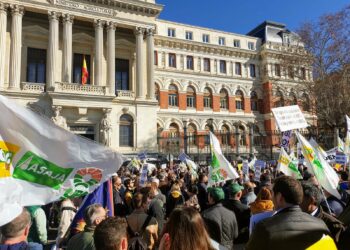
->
[13,151,73,190]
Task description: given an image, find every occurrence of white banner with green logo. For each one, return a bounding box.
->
[0,95,125,226]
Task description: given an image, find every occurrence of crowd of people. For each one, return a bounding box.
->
[1,159,350,250]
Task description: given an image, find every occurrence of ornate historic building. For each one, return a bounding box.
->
[0,0,315,160]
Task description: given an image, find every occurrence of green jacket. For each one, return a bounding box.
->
[27,206,48,245]
[67,225,95,250]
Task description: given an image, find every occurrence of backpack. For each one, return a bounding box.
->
[127,214,153,250]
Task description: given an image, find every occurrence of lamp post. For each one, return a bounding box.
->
[207,118,214,164]
[183,120,188,155]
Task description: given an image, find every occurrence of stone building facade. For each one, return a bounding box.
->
[0,0,315,159]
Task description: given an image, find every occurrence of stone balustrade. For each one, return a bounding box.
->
[116,90,135,98]
[21,82,45,93]
[55,82,107,95]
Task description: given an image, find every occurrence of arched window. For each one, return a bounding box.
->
[275,91,284,107]
[119,114,133,147]
[235,90,244,110]
[168,84,178,107]
[155,83,160,103]
[250,91,258,111]
[204,87,212,109]
[186,86,196,108]
[239,126,246,146]
[220,89,228,109]
[222,125,230,145]
[302,93,310,112]
[289,93,298,105]
[204,124,213,144]
[187,123,197,145]
[169,123,179,137]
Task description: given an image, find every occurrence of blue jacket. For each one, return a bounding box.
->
[0,242,42,250]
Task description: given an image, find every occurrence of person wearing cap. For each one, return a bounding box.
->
[241,182,257,206]
[202,187,238,250]
[223,183,251,244]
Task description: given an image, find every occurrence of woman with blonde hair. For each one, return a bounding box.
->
[159,207,216,250]
[165,181,184,218]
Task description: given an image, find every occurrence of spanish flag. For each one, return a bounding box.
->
[81,55,89,85]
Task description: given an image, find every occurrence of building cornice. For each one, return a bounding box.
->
[155,36,259,60]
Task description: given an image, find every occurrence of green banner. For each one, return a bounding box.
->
[13,151,73,190]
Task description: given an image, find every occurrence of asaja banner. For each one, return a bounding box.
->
[272,105,309,132]
[0,95,125,226]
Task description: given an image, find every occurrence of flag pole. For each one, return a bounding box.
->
[319,186,332,214]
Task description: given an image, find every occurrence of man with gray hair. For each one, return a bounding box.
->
[0,208,42,250]
[67,204,107,250]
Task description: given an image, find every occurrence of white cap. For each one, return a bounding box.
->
[150,177,159,186]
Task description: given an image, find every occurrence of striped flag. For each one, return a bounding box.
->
[277,147,302,179]
[81,55,89,85]
[208,132,238,186]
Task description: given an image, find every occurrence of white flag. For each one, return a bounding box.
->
[338,136,345,153]
[296,132,340,199]
[208,132,238,186]
[0,95,125,226]
[277,147,302,179]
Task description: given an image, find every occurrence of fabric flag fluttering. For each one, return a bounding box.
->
[337,136,345,153]
[344,115,350,155]
[81,55,89,85]
[69,179,114,235]
[296,132,340,199]
[277,147,302,179]
[0,95,125,226]
[209,132,238,186]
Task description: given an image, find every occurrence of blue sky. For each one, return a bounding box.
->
[157,0,349,35]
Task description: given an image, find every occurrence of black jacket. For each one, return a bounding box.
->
[246,206,330,250]
[202,203,238,250]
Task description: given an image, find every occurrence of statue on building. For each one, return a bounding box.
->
[100,109,112,146]
[51,106,68,130]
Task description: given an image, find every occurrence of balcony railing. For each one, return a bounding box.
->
[21,82,45,93]
[55,82,107,96]
[116,90,135,98]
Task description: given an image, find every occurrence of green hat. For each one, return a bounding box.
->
[229,183,244,195]
[208,187,225,202]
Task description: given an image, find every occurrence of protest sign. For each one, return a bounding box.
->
[325,147,337,164]
[272,105,308,132]
[254,165,262,182]
[138,151,147,160]
[242,161,249,175]
[280,130,292,152]
[336,153,347,165]
[139,164,149,187]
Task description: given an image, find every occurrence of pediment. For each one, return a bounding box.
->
[23,25,49,37]
[73,33,94,43]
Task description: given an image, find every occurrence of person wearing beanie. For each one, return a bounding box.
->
[202,187,238,250]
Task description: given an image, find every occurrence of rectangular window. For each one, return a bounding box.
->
[233,39,241,48]
[154,51,158,66]
[116,59,129,91]
[219,60,227,74]
[187,96,195,107]
[204,96,211,108]
[185,31,193,40]
[168,95,178,106]
[169,53,176,68]
[168,28,176,37]
[248,42,255,50]
[202,34,209,43]
[26,47,47,83]
[73,53,91,84]
[235,62,242,75]
[250,64,256,77]
[203,58,210,72]
[186,56,194,70]
[275,64,281,77]
[219,37,225,46]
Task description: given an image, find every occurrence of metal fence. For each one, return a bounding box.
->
[157,128,340,164]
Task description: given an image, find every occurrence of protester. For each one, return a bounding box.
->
[159,207,215,250]
[124,178,136,214]
[93,217,128,250]
[222,183,250,244]
[0,208,42,250]
[27,206,48,246]
[184,185,200,211]
[241,182,256,206]
[113,175,128,217]
[197,173,208,210]
[67,204,107,250]
[126,192,158,250]
[323,190,346,217]
[56,198,78,247]
[202,187,238,250]
[166,182,184,218]
[300,182,346,247]
[246,176,330,250]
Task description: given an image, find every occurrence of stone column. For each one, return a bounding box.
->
[94,19,104,86]
[135,27,145,99]
[9,5,24,89]
[62,14,74,83]
[47,11,59,90]
[0,3,8,89]
[107,22,116,95]
[146,28,155,99]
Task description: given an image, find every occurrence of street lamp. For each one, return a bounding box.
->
[183,119,188,155]
[207,118,214,132]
